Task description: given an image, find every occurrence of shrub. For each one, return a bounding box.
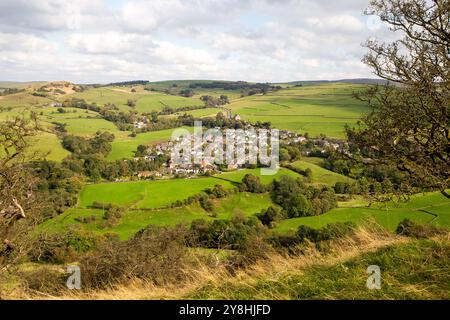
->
[396,219,446,239]
[296,225,322,243]
[296,222,356,243]
[190,215,266,250]
[241,174,266,193]
[228,234,273,269]
[200,196,214,212]
[29,231,101,263]
[256,206,286,228]
[18,268,67,295]
[80,225,190,289]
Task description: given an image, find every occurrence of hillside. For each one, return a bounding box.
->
[15,227,448,300]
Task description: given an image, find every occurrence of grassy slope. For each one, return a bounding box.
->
[228,83,369,138]
[186,236,450,300]
[107,126,193,161]
[273,192,450,234]
[78,168,300,209]
[290,159,354,186]
[63,87,202,113]
[27,132,70,161]
[0,92,52,109]
[39,193,273,240]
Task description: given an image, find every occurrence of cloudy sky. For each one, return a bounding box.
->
[0,0,392,83]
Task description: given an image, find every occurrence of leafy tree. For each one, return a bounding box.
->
[287,194,312,218]
[241,174,265,193]
[257,206,285,228]
[348,0,450,197]
[304,168,313,183]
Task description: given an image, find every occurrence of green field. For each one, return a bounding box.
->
[78,168,300,209]
[63,87,202,113]
[228,83,369,138]
[273,192,450,234]
[135,93,201,113]
[39,193,273,239]
[290,159,354,186]
[0,92,52,109]
[107,126,193,161]
[27,132,70,161]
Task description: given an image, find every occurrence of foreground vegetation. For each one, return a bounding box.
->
[3,223,448,300]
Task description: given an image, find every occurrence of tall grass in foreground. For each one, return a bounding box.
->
[10,223,447,300]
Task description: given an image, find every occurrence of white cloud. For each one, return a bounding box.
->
[0,0,390,82]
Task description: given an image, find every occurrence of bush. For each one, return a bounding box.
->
[206,184,228,198]
[200,196,214,212]
[256,206,286,228]
[190,215,266,250]
[241,174,266,193]
[80,225,190,289]
[18,268,67,295]
[29,231,101,263]
[296,222,356,243]
[296,225,322,243]
[228,234,273,269]
[396,219,446,239]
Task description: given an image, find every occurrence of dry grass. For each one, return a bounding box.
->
[14,225,409,300]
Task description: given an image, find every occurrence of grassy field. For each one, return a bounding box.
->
[39,193,273,239]
[0,92,52,109]
[290,159,354,186]
[273,192,450,234]
[135,93,201,113]
[62,87,142,111]
[228,83,369,138]
[78,168,300,209]
[63,87,202,113]
[107,126,193,161]
[26,132,70,161]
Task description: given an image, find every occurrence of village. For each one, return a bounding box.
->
[132,123,345,181]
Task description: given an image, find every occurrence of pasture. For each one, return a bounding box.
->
[107,126,193,161]
[39,193,273,239]
[273,191,450,234]
[290,160,354,186]
[78,168,301,209]
[228,83,370,138]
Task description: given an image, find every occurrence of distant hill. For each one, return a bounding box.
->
[335,78,389,85]
[283,78,388,86]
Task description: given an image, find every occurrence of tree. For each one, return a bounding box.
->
[135,144,147,157]
[241,174,265,193]
[288,194,312,218]
[304,168,313,183]
[279,148,291,162]
[347,0,450,197]
[0,118,43,270]
[257,206,285,227]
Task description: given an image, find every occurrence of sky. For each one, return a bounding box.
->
[0,0,393,83]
